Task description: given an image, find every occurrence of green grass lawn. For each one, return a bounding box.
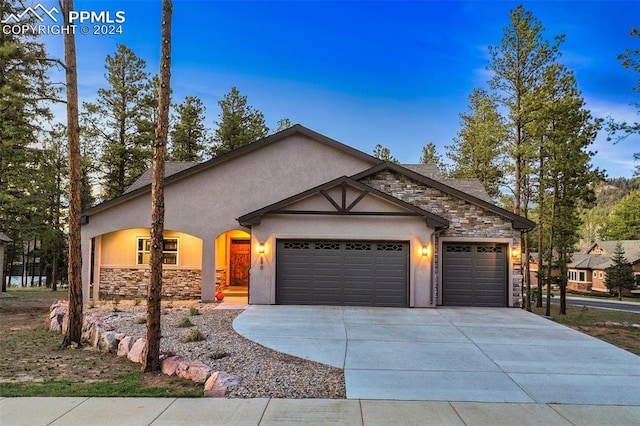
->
[530,304,640,355]
[1,287,204,397]
[0,372,203,398]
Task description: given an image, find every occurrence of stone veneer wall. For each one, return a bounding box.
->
[361,170,523,306]
[99,268,202,300]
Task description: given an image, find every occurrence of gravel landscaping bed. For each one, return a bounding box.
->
[93,301,346,398]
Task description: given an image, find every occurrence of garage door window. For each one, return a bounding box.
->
[477,246,502,253]
[446,245,471,253]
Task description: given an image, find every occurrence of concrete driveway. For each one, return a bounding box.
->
[233,306,640,405]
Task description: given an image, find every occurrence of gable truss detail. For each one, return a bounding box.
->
[238,177,449,228]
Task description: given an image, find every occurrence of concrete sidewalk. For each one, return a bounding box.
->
[2,397,640,425]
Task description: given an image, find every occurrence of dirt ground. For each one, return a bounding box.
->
[0,290,200,392]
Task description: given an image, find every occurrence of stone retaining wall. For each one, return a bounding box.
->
[99,268,202,300]
[45,300,239,397]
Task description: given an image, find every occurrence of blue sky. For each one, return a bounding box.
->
[35,0,640,178]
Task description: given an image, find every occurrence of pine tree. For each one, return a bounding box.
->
[276,118,293,132]
[607,27,639,176]
[169,96,209,161]
[212,87,268,156]
[61,0,84,348]
[0,0,57,291]
[82,44,154,200]
[373,144,398,163]
[488,5,564,215]
[604,243,636,300]
[447,88,507,199]
[420,142,446,173]
[600,191,640,240]
[144,0,172,373]
[536,64,602,314]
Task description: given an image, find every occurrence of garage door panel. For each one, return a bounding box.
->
[443,242,507,307]
[277,240,408,307]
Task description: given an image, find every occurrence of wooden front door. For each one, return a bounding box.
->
[229,240,250,286]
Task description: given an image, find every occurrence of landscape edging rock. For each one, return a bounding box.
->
[46,300,238,396]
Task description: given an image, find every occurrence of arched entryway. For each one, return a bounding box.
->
[215,230,250,299]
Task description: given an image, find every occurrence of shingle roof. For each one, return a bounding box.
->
[566,240,640,271]
[124,161,199,194]
[402,164,443,180]
[568,253,611,269]
[586,240,640,263]
[402,164,493,203]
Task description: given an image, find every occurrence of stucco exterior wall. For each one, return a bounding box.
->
[249,214,434,307]
[81,134,376,302]
[100,229,202,268]
[360,170,523,307]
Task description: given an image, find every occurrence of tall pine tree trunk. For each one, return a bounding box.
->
[545,182,558,318]
[62,0,83,348]
[536,153,545,308]
[144,0,172,372]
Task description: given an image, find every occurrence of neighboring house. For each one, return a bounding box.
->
[567,240,640,294]
[80,125,534,308]
[528,251,562,289]
[1,232,12,289]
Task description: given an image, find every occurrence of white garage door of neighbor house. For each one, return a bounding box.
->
[276,240,409,307]
[442,242,507,307]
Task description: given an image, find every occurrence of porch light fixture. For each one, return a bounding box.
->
[258,242,265,270]
[511,247,521,258]
[421,244,431,257]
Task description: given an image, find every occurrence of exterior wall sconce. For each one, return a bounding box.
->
[258,243,265,270]
[511,247,521,258]
[421,244,431,257]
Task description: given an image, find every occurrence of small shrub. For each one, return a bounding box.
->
[112,294,121,312]
[189,306,201,316]
[135,316,147,324]
[134,297,142,306]
[183,328,205,343]
[175,317,194,328]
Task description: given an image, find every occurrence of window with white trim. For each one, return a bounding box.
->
[137,237,178,265]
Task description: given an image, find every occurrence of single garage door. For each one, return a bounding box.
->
[276,240,408,307]
[442,242,507,307]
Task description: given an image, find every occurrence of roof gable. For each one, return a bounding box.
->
[238,176,449,229]
[82,124,382,220]
[586,240,640,263]
[351,162,535,230]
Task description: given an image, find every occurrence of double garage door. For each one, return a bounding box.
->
[276,240,408,307]
[442,242,508,307]
[275,240,508,308]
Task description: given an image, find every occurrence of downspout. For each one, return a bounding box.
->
[431,226,448,307]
